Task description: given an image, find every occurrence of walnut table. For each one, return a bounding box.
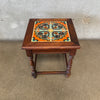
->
[22,18,80,78]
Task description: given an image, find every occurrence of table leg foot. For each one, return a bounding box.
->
[32,70,37,78]
[66,71,71,77]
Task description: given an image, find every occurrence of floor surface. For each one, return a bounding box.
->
[0,40,100,100]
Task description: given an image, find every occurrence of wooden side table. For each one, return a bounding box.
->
[22,18,80,78]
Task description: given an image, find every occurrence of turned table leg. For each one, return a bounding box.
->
[29,55,37,78]
[26,50,37,78]
[66,50,76,77]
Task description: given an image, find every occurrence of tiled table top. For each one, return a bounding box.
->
[31,21,71,42]
[22,18,80,50]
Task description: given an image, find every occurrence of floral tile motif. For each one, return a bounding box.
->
[31,20,71,42]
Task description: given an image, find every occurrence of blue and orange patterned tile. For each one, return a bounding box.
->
[31,20,71,42]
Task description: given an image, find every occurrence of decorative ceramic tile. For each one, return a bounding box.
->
[31,21,71,42]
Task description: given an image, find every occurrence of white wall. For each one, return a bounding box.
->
[0,0,100,40]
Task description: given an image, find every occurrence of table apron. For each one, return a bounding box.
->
[32,49,75,54]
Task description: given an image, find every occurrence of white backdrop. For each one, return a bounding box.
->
[0,0,100,40]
